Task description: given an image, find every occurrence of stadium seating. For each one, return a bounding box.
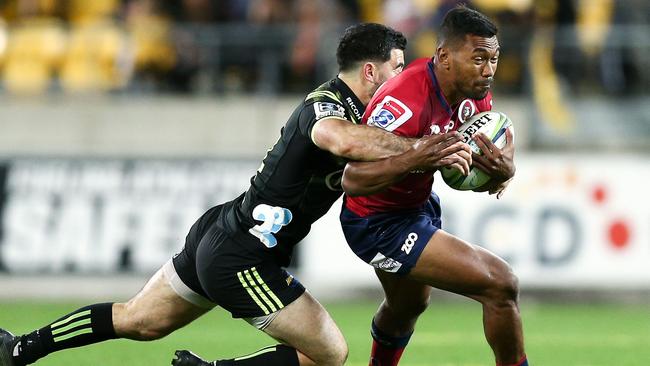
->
[59,21,128,93]
[2,18,65,94]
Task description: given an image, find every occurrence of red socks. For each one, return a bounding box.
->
[497,354,528,366]
[368,321,412,366]
[369,339,406,366]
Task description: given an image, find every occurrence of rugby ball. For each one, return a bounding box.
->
[440,111,513,191]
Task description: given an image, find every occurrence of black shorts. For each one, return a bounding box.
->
[172,203,305,319]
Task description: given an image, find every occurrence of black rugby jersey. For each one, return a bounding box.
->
[221,77,365,265]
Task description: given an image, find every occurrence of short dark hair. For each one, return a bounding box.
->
[439,5,497,46]
[336,23,407,72]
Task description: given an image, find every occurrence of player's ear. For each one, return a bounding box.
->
[362,62,377,83]
[437,46,451,70]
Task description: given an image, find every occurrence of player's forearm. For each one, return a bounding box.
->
[341,154,413,196]
[339,124,414,161]
[313,118,414,161]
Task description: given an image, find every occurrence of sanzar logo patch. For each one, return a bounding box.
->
[368,96,413,131]
[314,102,346,120]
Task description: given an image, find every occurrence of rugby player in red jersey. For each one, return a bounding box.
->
[340,6,526,366]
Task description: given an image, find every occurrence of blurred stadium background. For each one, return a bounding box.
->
[0,0,648,365]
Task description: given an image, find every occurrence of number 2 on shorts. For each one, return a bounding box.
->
[248,204,293,248]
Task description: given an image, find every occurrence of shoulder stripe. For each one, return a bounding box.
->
[306,90,342,103]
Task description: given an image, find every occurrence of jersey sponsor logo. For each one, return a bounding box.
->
[429,120,454,135]
[369,252,402,273]
[401,232,418,254]
[458,99,477,123]
[368,96,413,132]
[314,102,346,120]
[444,120,455,133]
[345,96,362,122]
[249,204,293,248]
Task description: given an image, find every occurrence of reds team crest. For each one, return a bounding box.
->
[458,99,477,123]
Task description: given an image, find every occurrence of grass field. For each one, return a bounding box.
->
[1,300,648,365]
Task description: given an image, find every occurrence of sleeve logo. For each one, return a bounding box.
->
[314,102,346,120]
[368,96,413,131]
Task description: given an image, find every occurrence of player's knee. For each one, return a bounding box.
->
[322,339,348,366]
[308,332,348,366]
[385,291,430,319]
[408,294,431,316]
[486,265,520,305]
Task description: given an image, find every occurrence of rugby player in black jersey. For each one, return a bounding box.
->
[0,24,471,366]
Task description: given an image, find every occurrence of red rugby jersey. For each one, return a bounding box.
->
[345,58,492,216]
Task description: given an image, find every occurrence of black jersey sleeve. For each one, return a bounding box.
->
[298,98,349,142]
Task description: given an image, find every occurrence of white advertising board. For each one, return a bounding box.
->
[1,155,648,289]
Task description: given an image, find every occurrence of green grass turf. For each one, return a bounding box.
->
[1,300,648,365]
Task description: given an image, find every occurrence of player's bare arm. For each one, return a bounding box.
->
[312,117,415,161]
[342,132,471,196]
[471,128,515,196]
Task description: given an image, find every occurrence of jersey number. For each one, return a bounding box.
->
[249,204,293,248]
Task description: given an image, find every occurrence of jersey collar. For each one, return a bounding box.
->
[427,59,453,117]
[335,77,365,123]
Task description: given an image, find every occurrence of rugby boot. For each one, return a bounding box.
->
[171,350,213,366]
[0,329,18,366]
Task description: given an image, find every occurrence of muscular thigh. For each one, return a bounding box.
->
[409,229,512,297]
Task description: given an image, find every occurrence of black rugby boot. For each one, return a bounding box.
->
[0,329,19,366]
[171,350,213,366]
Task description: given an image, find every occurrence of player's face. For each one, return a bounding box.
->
[372,48,405,87]
[451,34,499,100]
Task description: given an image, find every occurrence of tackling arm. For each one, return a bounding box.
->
[311,118,414,161]
[342,133,472,196]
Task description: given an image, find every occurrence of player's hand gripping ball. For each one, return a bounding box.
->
[441,111,513,190]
